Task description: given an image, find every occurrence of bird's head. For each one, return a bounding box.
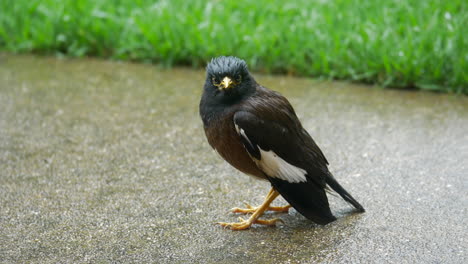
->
[204,56,255,103]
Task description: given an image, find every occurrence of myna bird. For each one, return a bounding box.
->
[199,56,365,230]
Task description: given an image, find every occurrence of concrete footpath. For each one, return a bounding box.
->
[0,54,467,263]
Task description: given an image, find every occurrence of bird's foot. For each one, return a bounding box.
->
[219,188,284,230]
[218,217,283,230]
[231,203,291,214]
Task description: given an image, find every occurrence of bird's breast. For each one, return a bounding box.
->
[204,113,266,180]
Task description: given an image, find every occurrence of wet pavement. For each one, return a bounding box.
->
[0,54,467,263]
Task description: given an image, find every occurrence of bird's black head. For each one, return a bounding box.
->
[203,56,256,104]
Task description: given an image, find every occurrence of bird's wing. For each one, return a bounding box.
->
[233,109,337,224]
[233,110,329,186]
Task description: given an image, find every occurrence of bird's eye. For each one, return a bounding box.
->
[236,75,242,83]
[212,77,220,86]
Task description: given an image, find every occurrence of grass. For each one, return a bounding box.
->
[0,0,467,93]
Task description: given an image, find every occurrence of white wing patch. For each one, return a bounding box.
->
[255,148,307,183]
[234,122,307,183]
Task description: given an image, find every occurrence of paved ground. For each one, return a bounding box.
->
[0,54,467,263]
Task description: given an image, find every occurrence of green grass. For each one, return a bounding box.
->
[1,0,467,93]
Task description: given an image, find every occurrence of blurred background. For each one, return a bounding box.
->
[1,0,467,93]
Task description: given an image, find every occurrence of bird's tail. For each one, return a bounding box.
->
[326,175,365,212]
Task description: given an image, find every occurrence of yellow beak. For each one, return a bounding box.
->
[220,76,233,90]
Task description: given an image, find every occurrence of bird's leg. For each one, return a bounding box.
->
[218,188,283,230]
[231,202,292,214]
[231,189,291,214]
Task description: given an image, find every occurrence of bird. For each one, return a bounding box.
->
[199,56,365,230]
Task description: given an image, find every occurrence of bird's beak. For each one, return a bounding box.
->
[220,76,233,90]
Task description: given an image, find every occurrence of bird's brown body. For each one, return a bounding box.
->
[203,86,300,181]
[204,109,265,180]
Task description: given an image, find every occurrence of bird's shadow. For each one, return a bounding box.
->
[222,205,364,232]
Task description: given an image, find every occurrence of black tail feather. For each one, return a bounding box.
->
[326,175,365,212]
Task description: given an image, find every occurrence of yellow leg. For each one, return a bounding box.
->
[218,188,284,230]
[231,203,292,214]
[231,188,291,214]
